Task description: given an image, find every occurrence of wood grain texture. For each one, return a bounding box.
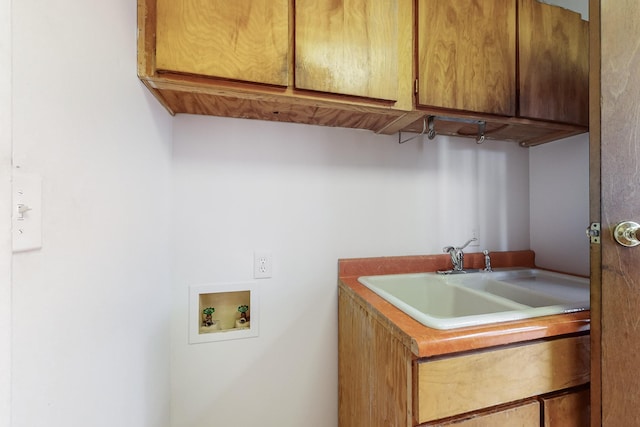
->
[416,335,590,423]
[155,0,289,86]
[137,0,155,78]
[417,0,516,116]
[588,1,601,425]
[518,0,589,126]
[339,287,413,427]
[426,400,540,427]
[155,88,404,132]
[543,388,590,427]
[295,0,400,101]
[598,1,640,426]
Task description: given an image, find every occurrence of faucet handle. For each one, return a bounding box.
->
[482,249,493,272]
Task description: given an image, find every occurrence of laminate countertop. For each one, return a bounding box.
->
[338,250,590,358]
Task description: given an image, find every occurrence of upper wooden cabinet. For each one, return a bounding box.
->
[138,0,589,145]
[155,0,289,86]
[295,0,401,101]
[518,0,589,126]
[416,0,517,116]
[138,0,413,134]
[415,0,588,128]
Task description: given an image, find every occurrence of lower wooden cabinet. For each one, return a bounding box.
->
[338,286,591,427]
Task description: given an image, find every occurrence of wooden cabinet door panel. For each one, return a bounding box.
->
[542,388,589,427]
[416,0,516,116]
[155,0,289,86]
[295,0,399,101]
[518,0,589,126]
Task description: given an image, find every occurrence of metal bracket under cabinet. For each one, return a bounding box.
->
[398,115,486,145]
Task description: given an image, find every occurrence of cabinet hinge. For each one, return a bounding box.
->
[587,222,601,244]
[414,79,419,94]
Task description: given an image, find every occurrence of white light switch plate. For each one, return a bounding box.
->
[12,172,42,252]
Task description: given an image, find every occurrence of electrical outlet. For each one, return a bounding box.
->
[254,252,272,279]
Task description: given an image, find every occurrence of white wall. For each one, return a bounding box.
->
[528,0,591,276]
[541,0,589,20]
[530,133,590,276]
[170,115,530,427]
[0,0,13,425]
[10,1,173,426]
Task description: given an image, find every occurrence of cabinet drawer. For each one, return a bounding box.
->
[428,400,539,427]
[415,335,589,423]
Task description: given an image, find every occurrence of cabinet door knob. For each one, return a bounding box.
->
[614,221,640,247]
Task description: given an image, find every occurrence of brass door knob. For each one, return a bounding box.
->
[614,221,640,247]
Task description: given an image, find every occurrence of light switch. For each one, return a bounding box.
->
[12,172,42,252]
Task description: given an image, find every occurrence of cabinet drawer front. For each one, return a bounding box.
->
[429,400,540,427]
[416,335,589,423]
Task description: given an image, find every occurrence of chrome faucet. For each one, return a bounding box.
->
[443,238,477,272]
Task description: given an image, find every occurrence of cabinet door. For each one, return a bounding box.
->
[295,0,399,101]
[155,0,289,86]
[416,0,516,116]
[518,0,589,126]
[542,388,590,427]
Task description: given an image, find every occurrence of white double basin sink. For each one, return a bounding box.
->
[357,268,589,330]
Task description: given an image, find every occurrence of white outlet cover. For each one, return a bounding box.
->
[253,251,272,279]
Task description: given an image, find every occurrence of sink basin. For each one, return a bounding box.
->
[358,268,589,330]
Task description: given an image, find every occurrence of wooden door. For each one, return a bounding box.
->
[154,0,289,86]
[416,0,516,116]
[295,0,401,102]
[518,0,589,126]
[592,0,640,425]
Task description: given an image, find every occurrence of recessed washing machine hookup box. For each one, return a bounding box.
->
[189,282,260,344]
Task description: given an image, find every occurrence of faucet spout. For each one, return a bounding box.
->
[458,238,477,250]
